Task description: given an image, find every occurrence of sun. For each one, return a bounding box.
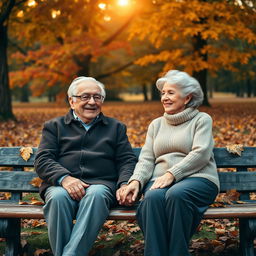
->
[117,0,129,6]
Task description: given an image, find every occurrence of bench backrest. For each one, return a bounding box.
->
[0,147,256,199]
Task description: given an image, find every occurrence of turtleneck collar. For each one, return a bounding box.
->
[163,107,199,125]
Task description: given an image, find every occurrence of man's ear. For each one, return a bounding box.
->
[69,97,75,109]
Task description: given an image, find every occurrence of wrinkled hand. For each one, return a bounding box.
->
[150,172,174,190]
[117,180,140,206]
[62,176,90,201]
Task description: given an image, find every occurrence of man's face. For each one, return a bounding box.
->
[69,81,103,123]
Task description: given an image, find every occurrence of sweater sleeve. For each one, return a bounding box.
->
[115,123,137,188]
[168,114,215,182]
[128,121,156,189]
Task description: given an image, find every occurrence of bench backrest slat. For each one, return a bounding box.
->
[1,147,256,168]
[0,171,255,193]
[0,147,36,167]
[0,146,256,194]
[0,171,38,192]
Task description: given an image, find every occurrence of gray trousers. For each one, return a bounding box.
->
[43,184,115,256]
[137,177,218,256]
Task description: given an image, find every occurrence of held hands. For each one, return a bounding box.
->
[150,172,175,190]
[62,176,90,201]
[116,180,140,206]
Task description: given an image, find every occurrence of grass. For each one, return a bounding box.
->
[0,222,241,256]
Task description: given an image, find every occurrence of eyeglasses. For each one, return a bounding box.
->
[72,93,104,103]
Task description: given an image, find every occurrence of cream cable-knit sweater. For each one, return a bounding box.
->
[129,107,220,190]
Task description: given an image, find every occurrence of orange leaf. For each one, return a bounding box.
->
[30,177,43,187]
[20,147,33,161]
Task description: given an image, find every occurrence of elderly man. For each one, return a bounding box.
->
[34,77,137,256]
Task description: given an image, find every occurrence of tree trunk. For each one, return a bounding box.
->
[20,84,30,102]
[0,23,15,121]
[151,83,160,101]
[246,78,252,98]
[142,84,148,101]
[192,33,210,106]
[193,69,210,106]
[76,55,92,76]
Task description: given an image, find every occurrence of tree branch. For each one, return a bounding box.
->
[8,38,27,56]
[102,13,136,46]
[95,61,134,80]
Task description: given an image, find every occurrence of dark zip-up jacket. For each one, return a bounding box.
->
[34,110,137,200]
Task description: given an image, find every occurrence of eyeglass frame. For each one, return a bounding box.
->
[72,93,104,103]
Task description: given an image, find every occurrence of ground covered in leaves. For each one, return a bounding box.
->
[0,99,256,256]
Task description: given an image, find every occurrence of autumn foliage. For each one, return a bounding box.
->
[0,100,256,255]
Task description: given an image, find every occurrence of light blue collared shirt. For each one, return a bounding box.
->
[73,111,99,131]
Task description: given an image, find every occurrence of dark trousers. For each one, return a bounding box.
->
[137,177,218,256]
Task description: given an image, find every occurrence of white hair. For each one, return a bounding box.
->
[67,76,106,99]
[156,70,204,108]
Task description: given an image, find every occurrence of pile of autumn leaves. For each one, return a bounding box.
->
[0,100,256,256]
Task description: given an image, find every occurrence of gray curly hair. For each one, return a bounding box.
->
[156,70,204,108]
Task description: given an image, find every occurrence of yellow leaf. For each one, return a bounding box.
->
[226,144,244,156]
[20,147,33,161]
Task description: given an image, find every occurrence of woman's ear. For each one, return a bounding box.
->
[185,94,192,105]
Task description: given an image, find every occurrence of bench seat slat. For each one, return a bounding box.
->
[1,204,256,220]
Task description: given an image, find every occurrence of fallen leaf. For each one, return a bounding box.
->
[34,249,51,256]
[20,147,33,161]
[226,144,244,156]
[30,177,43,187]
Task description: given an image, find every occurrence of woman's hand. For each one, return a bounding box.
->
[150,172,174,190]
[62,176,89,201]
[116,180,140,206]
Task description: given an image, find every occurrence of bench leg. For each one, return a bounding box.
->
[239,219,256,256]
[5,219,21,256]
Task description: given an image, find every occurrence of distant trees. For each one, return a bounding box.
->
[129,0,256,105]
[1,0,256,120]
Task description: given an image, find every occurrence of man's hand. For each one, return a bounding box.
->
[150,172,174,190]
[116,180,140,206]
[61,176,89,201]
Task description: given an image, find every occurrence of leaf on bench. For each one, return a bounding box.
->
[30,177,43,187]
[19,201,29,205]
[226,144,244,156]
[30,199,44,205]
[20,147,33,161]
[213,189,241,206]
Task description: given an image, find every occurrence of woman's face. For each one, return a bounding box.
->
[161,83,191,115]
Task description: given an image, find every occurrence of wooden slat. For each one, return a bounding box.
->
[0,147,256,168]
[0,171,38,192]
[1,170,256,193]
[0,204,256,220]
[213,147,256,168]
[219,172,256,192]
[0,147,36,167]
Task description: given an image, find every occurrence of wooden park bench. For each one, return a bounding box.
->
[0,146,256,256]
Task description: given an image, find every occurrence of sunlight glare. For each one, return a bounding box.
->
[17,10,24,18]
[117,0,129,6]
[27,0,37,7]
[51,10,61,19]
[104,15,111,21]
[98,3,107,10]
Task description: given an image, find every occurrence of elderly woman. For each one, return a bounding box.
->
[118,70,220,256]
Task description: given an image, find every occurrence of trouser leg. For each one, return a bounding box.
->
[62,184,115,256]
[165,177,218,256]
[137,182,169,256]
[44,186,77,256]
